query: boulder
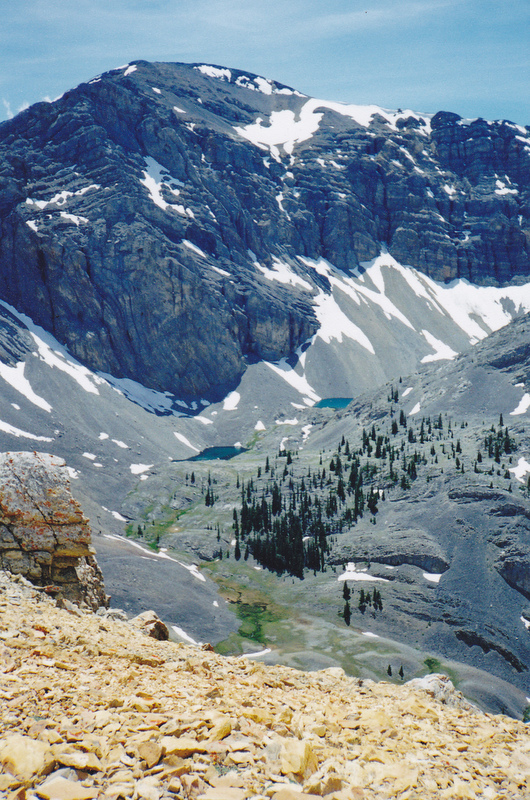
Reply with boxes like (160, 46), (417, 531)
(406, 673), (480, 712)
(0, 451), (107, 610)
(129, 609), (169, 640)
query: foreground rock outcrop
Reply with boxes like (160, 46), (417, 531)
(1, 570), (529, 800)
(0, 451), (107, 610)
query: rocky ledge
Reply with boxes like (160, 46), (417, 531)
(0, 451), (107, 610)
(1, 570), (529, 800)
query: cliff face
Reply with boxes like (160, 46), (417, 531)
(0, 61), (528, 399)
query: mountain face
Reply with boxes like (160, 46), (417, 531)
(0, 61), (529, 400)
(2, 61), (530, 715)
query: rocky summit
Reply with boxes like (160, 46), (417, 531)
(0, 61), (529, 400)
(1, 569), (530, 800)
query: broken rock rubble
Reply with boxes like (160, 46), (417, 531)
(1, 570), (529, 800)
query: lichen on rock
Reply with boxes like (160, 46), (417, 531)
(0, 451), (107, 610)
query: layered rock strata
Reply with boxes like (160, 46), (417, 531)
(0, 451), (107, 610)
(0, 61), (528, 398)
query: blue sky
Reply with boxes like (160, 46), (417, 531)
(1, 0), (529, 125)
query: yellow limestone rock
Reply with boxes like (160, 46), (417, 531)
(208, 718), (233, 742)
(279, 739), (317, 778)
(357, 709), (395, 733)
(1, 570), (530, 800)
(137, 740), (163, 768)
(133, 776), (161, 800)
(161, 736), (208, 757)
(181, 773), (210, 798)
(34, 775), (98, 800)
(52, 746), (103, 771)
(271, 789), (316, 800)
(0, 734), (54, 781)
(198, 787), (249, 800)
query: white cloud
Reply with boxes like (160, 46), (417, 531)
(2, 99), (13, 119)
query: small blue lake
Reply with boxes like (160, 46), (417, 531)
(314, 398), (353, 409)
(189, 446), (247, 461)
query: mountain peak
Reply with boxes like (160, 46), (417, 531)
(0, 59), (529, 402)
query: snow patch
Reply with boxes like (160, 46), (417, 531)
(509, 457), (530, 483)
(235, 98), (431, 158)
(420, 330), (458, 363)
(234, 74), (303, 96)
(101, 373), (179, 414)
(0, 301), (103, 396)
(255, 420), (266, 431)
(266, 359), (320, 404)
(338, 563), (389, 583)
(238, 648), (272, 658)
(172, 625), (200, 645)
(255, 257), (312, 291)
(495, 179), (517, 196)
(510, 393), (530, 416)
(0, 419), (53, 442)
(357, 250), (530, 344)
(59, 212), (88, 225)
(130, 464), (153, 475)
(183, 240), (207, 258)
(223, 391), (240, 411)
(423, 573), (443, 583)
(25, 184), (100, 211)
(173, 431), (200, 452)
(0, 361), (52, 412)
(211, 265), (231, 277)
(194, 65), (231, 81)
(313, 290), (375, 352)
(301, 254), (415, 333)
(409, 402), (421, 416)
(301, 424), (312, 441)
(140, 157), (187, 215)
